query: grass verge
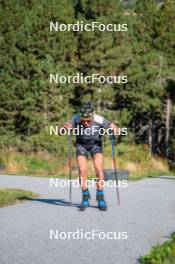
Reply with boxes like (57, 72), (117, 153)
(0, 188), (38, 207)
(0, 144), (174, 179)
(139, 233), (175, 264)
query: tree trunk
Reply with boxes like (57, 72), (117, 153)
(148, 113), (156, 156)
(148, 116), (152, 155)
(165, 98), (171, 158)
(152, 112), (156, 155)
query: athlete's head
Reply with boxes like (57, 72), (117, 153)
(80, 101), (94, 126)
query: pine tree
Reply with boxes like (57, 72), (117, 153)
(73, 0), (128, 117)
(0, 0), (77, 140)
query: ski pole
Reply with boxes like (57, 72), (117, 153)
(110, 135), (120, 206)
(68, 131), (72, 205)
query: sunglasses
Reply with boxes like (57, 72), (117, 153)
(81, 117), (92, 122)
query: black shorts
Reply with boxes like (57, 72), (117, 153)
(76, 142), (103, 158)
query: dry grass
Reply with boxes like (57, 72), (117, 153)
(0, 145), (171, 179)
(117, 157), (168, 178)
(0, 149), (27, 174)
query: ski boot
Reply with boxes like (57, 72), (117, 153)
(96, 189), (107, 211)
(80, 189), (90, 211)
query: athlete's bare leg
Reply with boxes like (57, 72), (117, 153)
(92, 153), (105, 190)
(76, 155), (88, 190)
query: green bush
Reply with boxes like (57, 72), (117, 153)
(140, 233), (175, 264)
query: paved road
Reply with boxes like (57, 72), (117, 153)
(0, 175), (175, 264)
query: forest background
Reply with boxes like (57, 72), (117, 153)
(0, 0), (175, 178)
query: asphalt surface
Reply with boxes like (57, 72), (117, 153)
(0, 175), (175, 264)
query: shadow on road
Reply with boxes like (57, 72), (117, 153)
(29, 198), (98, 209)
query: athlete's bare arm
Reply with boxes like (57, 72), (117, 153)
(109, 122), (119, 135)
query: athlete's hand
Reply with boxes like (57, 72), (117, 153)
(109, 122), (119, 135)
(63, 122), (72, 130)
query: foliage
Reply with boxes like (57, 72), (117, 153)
(139, 233), (175, 264)
(0, 0), (174, 159)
